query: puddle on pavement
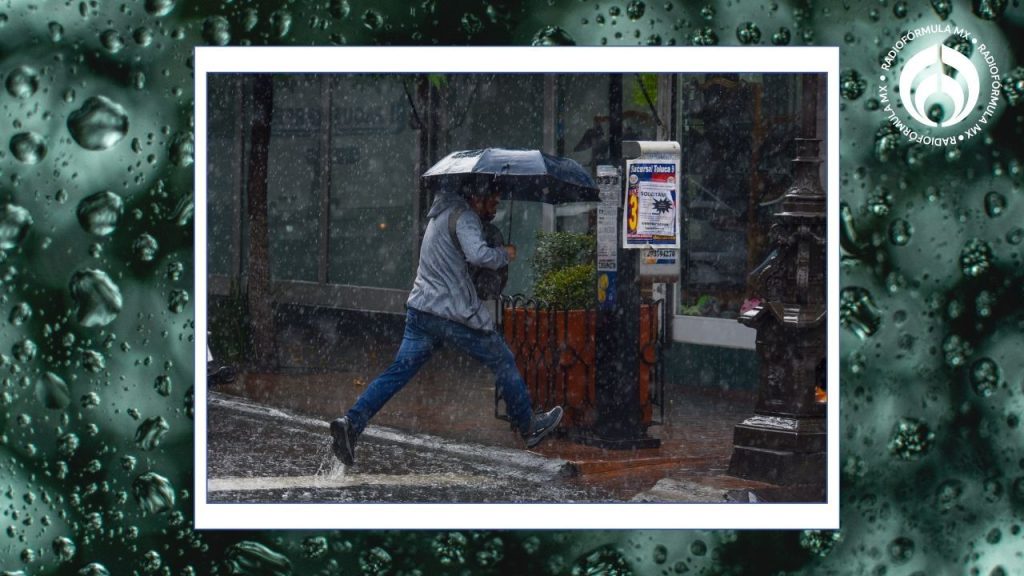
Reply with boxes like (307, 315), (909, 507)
(208, 472), (493, 492)
(202, 437), (498, 494)
(314, 438), (347, 480)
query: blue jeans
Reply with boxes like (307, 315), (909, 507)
(345, 307), (534, 435)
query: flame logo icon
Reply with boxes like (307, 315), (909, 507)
(899, 42), (980, 128)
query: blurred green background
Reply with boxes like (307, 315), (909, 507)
(1, 0), (1022, 574)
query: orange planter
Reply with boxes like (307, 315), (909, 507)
(501, 305), (656, 431)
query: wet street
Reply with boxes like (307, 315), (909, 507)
(207, 393), (613, 503)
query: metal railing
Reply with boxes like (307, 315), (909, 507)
(493, 295), (666, 431)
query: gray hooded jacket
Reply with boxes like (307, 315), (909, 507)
(406, 193), (510, 332)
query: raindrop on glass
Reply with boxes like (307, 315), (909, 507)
(571, 545), (631, 575)
(867, 186), (892, 215)
(202, 16), (231, 46)
(37, 371), (71, 410)
(931, 0), (953, 19)
(874, 124), (900, 163)
(13, 338), (37, 363)
(67, 96), (130, 151)
(241, 8), (259, 32)
(135, 416), (170, 450)
(10, 132), (47, 164)
(58, 433), (80, 458)
(799, 530), (841, 557)
(170, 132), (194, 167)
(973, 0), (1007, 20)
(970, 357), (1000, 397)
(691, 27), (718, 46)
(984, 191), (1006, 217)
(154, 374), (172, 397)
(840, 287), (881, 339)
(5, 65), (40, 98)
(476, 537), (505, 567)
(145, 0), (176, 17)
(960, 238), (993, 277)
(49, 21), (64, 42)
(888, 218), (913, 246)
(52, 536), (76, 562)
(653, 544), (668, 564)
(270, 10), (292, 38)
(0, 204), (32, 250)
(461, 13), (483, 35)
(362, 9), (384, 31)
(77, 191), (124, 236)
(942, 334), (973, 368)
(1002, 67), (1024, 106)
(532, 26), (577, 46)
(771, 27), (791, 45)
(81, 389), (100, 407)
(8, 302), (31, 325)
(330, 0), (351, 20)
(302, 536), (328, 559)
(132, 233), (159, 262)
(134, 26), (154, 46)
(82, 349), (105, 373)
(736, 22), (760, 45)
(840, 69), (866, 100)
(432, 532), (467, 565)
(700, 5), (715, 20)
(975, 290), (995, 317)
(359, 547), (393, 575)
(888, 536), (914, 564)
(69, 269), (123, 327)
(168, 289), (189, 314)
(133, 472), (176, 514)
(1006, 228), (1023, 245)
(225, 541), (292, 575)
(936, 479), (963, 511)
(626, 1), (646, 20)
(100, 29), (125, 53)
(888, 417), (934, 459)
(79, 561), (110, 573)
(166, 260), (185, 281)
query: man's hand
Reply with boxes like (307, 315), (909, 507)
(504, 245), (517, 261)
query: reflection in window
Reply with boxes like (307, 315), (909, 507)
(679, 73), (802, 318)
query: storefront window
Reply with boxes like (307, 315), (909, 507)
(207, 74), (241, 277)
(447, 74), (545, 296)
(328, 74), (417, 289)
(677, 73), (804, 318)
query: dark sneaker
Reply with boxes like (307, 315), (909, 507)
(522, 406), (563, 449)
(330, 417), (358, 466)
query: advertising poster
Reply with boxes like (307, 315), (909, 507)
(596, 165), (619, 309)
(623, 158), (681, 249)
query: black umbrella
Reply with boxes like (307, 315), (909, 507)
(422, 148), (599, 243)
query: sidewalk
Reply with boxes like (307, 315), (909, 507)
(209, 343), (819, 502)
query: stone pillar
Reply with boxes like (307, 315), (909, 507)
(727, 138), (827, 487)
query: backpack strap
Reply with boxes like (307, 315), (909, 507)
(447, 205), (469, 260)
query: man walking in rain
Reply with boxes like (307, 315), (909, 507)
(330, 181), (563, 466)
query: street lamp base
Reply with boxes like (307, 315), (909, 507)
(727, 415), (826, 486)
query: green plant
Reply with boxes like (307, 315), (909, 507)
(531, 232), (596, 309)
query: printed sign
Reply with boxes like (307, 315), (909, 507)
(639, 247), (679, 280)
(596, 165), (620, 273)
(623, 157), (680, 249)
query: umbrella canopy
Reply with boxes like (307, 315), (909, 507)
(422, 148), (599, 204)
